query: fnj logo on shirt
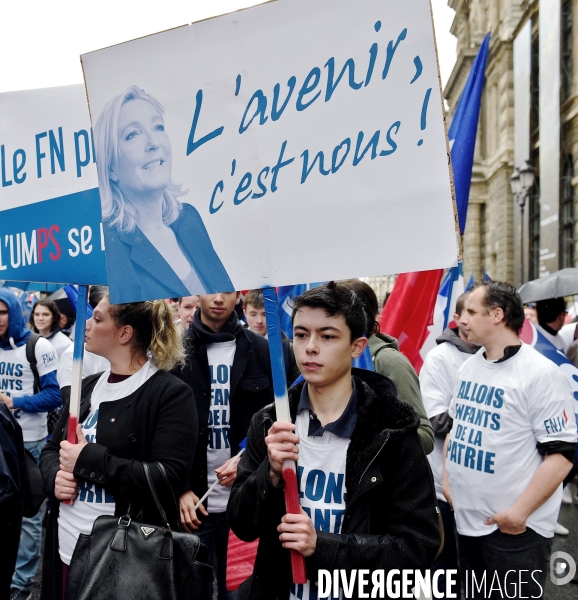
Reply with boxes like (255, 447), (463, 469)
(544, 410), (569, 435)
(207, 363), (231, 450)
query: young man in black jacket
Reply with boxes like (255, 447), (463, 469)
(173, 291), (274, 600)
(228, 282), (441, 600)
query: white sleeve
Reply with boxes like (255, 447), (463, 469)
(419, 346), (453, 418)
(57, 345), (74, 388)
(34, 337), (58, 376)
(528, 366), (577, 445)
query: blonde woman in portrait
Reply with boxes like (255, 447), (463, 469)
(94, 86), (233, 303)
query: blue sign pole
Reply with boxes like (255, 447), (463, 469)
(63, 284), (89, 504)
(262, 287), (306, 584)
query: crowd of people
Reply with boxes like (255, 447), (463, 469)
(0, 278), (576, 600)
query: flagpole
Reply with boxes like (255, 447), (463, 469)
(63, 284), (89, 505)
(262, 287), (307, 584)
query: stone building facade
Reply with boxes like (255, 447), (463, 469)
(445, 0), (578, 287)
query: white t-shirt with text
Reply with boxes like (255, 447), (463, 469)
(290, 409), (349, 600)
(205, 340), (236, 513)
(1, 337), (58, 441)
(58, 361), (158, 564)
(447, 343), (577, 538)
(420, 341), (475, 501)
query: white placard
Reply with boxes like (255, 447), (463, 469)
(0, 85), (107, 284)
(81, 0), (457, 303)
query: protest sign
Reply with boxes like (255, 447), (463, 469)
(81, 0), (458, 304)
(0, 85), (107, 284)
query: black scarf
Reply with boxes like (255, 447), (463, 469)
(190, 309), (246, 345)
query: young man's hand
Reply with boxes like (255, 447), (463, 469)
(265, 421), (299, 485)
(215, 457), (239, 487)
(180, 490), (208, 532)
(278, 508), (316, 557)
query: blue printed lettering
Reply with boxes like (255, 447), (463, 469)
(323, 472), (344, 504)
(493, 388), (504, 409)
(74, 129), (91, 178)
(296, 67), (321, 111)
(305, 470), (326, 502)
(49, 127), (65, 174)
(217, 365), (228, 384)
(271, 77), (297, 121)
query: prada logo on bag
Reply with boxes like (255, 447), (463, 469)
(141, 526), (156, 539)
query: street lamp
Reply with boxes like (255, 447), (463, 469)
(510, 160), (536, 283)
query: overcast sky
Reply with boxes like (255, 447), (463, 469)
(0, 0), (457, 94)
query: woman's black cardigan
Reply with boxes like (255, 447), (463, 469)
(39, 370), (198, 600)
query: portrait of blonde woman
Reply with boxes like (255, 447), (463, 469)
(94, 85), (233, 303)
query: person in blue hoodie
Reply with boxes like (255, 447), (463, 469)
(0, 288), (61, 600)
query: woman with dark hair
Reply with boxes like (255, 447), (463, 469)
(29, 300), (71, 358)
(39, 297), (198, 599)
(339, 279), (434, 453)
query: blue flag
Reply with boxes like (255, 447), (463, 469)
(449, 33), (490, 234)
(465, 273), (475, 292)
(441, 263), (464, 330)
(277, 283), (325, 339)
(1, 281), (63, 293)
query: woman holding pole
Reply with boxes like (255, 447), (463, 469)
(39, 296), (198, 599)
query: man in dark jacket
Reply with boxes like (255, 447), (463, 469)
(228, 282), (441, 600)
(0, 288), (61, 600)
(173, 291), (274, 600)
(0, 403), (25, 600)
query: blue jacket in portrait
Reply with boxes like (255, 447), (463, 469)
(103, 203), (234, 303)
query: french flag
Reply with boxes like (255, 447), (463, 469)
(380, 35), (490, 373)
(419, 263), (465, 365)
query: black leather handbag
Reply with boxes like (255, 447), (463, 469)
(64, 463), (212, 600)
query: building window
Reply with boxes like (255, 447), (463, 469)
(560, 154), (575, 268)
(562, 0), (573, 101)
(529, 150), (541, 280)
(530, 32), (539, 140)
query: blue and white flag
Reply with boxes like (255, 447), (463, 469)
(277, 283), (325, 340)
(521, 322), (578, 426)
(449, 33), (490, 234)
(419, 264), (465, 362)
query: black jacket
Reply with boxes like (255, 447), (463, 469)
(39, 370), (198, 600)
(228, 369), (441, 600)
(173, 311), (274, 501)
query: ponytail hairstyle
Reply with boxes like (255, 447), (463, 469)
(107, 297), (185, 370)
